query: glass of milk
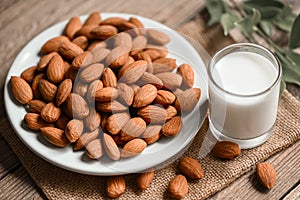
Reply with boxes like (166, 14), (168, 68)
(208, 43), (282, 149)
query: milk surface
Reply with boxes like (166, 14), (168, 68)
(209, 52), (280, 139)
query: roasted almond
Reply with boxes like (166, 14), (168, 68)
(117, 83), (134, 106)
(120, 117), (147, 139)
(137, 169), (154, 191)
(31, 73), (45, 99)
(256, 162), (277, 189)
(86, 80), (103, 102)
(95, 87), (119, 102)
(65, 119), (84, 143)
(137, 105), (167, 124)
(121, 138), (147, 158)
(162, 116), (182, 137)
(90, 47), (110, 63)
(73, 128), (99, 151)
(86, 139), (103, 159)
(10, 76), (33, 104)
(142, 125), (162, 145)
(166, 105), (177, 120)
(168, 175), (188, 199)
(37, 52), (59, 71)
(21, 66), (37, 83)
(41, 102), (61, 123)
(80, 63), (104, 83)
(96, 100), (127, 113)
(72, 51), (93, 70)
(174, 88), (201, 113)
(102, 68), (117, 88)
(24, 113), (54, 130)
(47, 54), (65, 83)
(106, 46), (129, 69)
(73, 81), (88, 97)
(66, 93), (89, 119)
(119, 60), (148, 84)
(155, 72), (182, 90)
(84, 11), (101, 26)
(154, 90), (176, 106)
(90, 25), (118, 40)
(72, 35), (89, 50)
(152, 57), (177, 74)
(106, 176), (126, 198)
(129, 17), (144, 28)
(101, 17), (127, 26)
(133, 84), (157, 108)
(87, 41), (107, 51)
(103, 133), (121, 160)
(40, 127), (70, 147)
(131, 35), (147, 54)
(106, 112), (131, 135)
(137, 72), (163, 89)
(56, 78), (72, 106)
(75, 24), (97, 39)
(56, 114), (70, 130)
(59, 41), (84, 60)
(177, 63), (194, 88)
(147, 29), (170, 45)
(211, 141), (241, 160)
(179, 157), (204, 179)
(39, 79), (57, 102)
(65, 16), (82, 40)
(114, 32), (132, 49)
(84, 109), (101, 131)
(28, 99), (46, 113)
(41, 36), (69, 53)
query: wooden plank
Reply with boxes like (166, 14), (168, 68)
(284, 184), (300, 200)
(209, 139), (300, 199)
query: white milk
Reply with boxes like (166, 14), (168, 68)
(209, 51), (280, 141)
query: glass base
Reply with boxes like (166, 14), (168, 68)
(209, 120), (273, 149)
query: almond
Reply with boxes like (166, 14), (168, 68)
(37, 52), (59, 71)
(65, 119), (84, 142)
(39, 79), (57, 102)
(121, 138), (147, 158)
(105, 46), (129, 69)
(90, 25), (118, 40)
(90, 47), (110, 63)
(86, 139), (103, 159)
(256, 162), (277, 189)
(154, 90), (176, 106)
(211, 141), (241, 160)
(155, 72), (182, 90)
(66, 93), (89, 119)
(87, 41), (107, 51)
(65, 16), (82, 40)
(106, 176), (126, 198)
(86, 80), (103, 102)
(114, 32), (132, 50)
(119, 60), (148, 84)
(75, 24), (97, 39)
(129, 17), (144, 28)
(59, 41), (84, 60)
(64, 67), (78, 82)
(166, 105), (177, 120)
(28, 99), (46, 113)
(47, 54), (65, 83)
(73, 128), (99, 151)
(41, 102), (61, 123)
(72, 36), (89, 50)
(138, 105), (167, 124)
(21, 66), (37, 83)
(162, 116), (182, 137)
(174, 88), (201, 113)
(147, 29), (170, 45)
(142, 125), (162, 145)
(102, 68), (117, 88)
(56, 114), (70, 130)
(31, 73), (45, 99)
(96, 100), (127, 113)
(133, 84), (157, 108)
(177, 64), (194, 88)
(80, 63), (104, 83)
(131, 35), (147, 54)
(117, 83), (134, 106)
(10, 76), (33, 104)
(145, 44), (168, 59)
(73, 81), (88, 97)
(103, 133), (120, 160)
(137, 169), (154, 190)
(24, 113), (54, 130)
(152, 58), (177, 74)
(137, 72), (163, 89)
(106, 112), (131, 135)
(95, 87), (119, 102)
(179, 157), (204, 179)
(56, 78), (72, 106)
(40, 127), (70, 147)
(41, 36), (69, 53)
(120, 117), (146, 140)
(84, 11), (101, 26)
(72, 51), (93, 70)
(84, 109), (101, 131)
(118, 21), (137, 32)
(100, 113), (109, 133)
(168, 175), (188, 199)
(101, 17), (127, 26)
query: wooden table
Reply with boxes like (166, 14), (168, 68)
(0, 0), (299, 199)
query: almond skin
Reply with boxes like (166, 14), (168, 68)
(137, 72), (163, 89)
(133, 84), (157, 108)
(73, 129), (99, 151)
(106, 176), (126, 198)
(162, 116), (182, 137)
(102, 68), (117, 88)
(38, 52), (59, 71)
(106, 112), (131, 135)
(47, 54), (65, 84)
(211, 141), (241, 160)
(138, 105), (167, 124)
(75, 24), (97, 39)
(56, 114), (70, 130)
(101, 17), (127, 26)
(120, 117), (147, 140)
(147, 29), (170, 45)
(256, 162), (277, 189)
(152, 57), (177, 74)
(177, 63), (194, 88)
(41, 36), (69, 53)
(117, 83), (134, 106)
(119, 60), (148, 84)
(10, 76), (33, 104)
(83, 109), (101, 132)
(28, 99), (46, 113)
(21, 66), (37, 83)
(31, 73), (45, 99)
(39, 79), (57, 102)
(41, 102), (61, 123)
(96, 100), (127, 113)
(137, 169), (154, 190)
(95, 87), (119, 102)
(114, 32), (132, 50)
(155, 72), (182, 90)
(179, 157), (204, 179)
(66, 93), (89, 119)
(40, 127), (70, 147)
(105, 46), (129, 69)
(168, 175), (188, 199)
(80, 63), (104, 83)
(142, 125), (162, 145)
(103, 133), (121, 161)
(90, 25), (118, 40)
(91, 47), (110, 63)
(174, 88), (201, 113)
(72, 35), (89, 50)
(121, 138), (147, 158)
(65, 119), (84, 143)
(24, 113), (54, 130)
(86, 139), (103, 159)
(84, 11), (101, 26)
(72, 51), (93, 70)
(59, 41), (84, 60)
(86, 80), (103, 102)
(65, 16), (82, 40)
(154, 90), (176, 106)
(56, 79), (72, 106)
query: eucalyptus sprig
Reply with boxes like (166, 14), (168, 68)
(206, 0), (300, 94)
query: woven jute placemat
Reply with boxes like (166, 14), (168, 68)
(1, 17), (300, 200)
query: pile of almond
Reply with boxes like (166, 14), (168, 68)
(10, 12), (201, 161)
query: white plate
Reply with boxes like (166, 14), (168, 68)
(4, 13), (208, 175)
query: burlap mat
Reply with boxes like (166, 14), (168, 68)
(1, 17), (300, 200)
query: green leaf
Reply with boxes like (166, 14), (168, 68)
(244, 0), (284, 8)
(235, 8), (261, 38)
(289, 14), (300, 49)
(272, 5), (296, 32)
(206, 0), (226, 26)
(220, 13), (240, 35)
(259, 20), (273, 36)
(279, 79), (286, 98)
(286, 50), (300, 68)
(277, 52), (300, 86)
